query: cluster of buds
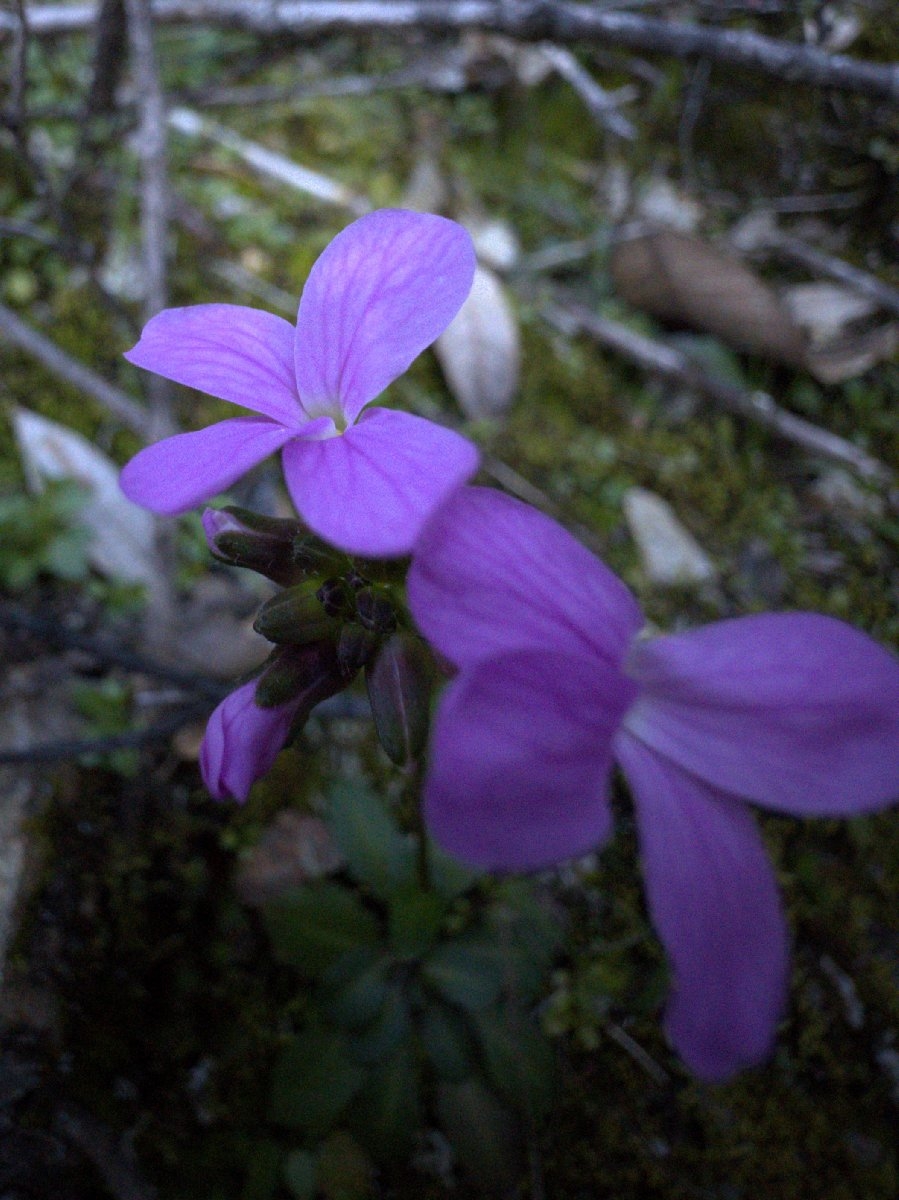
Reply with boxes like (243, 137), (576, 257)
(203, 507), (433, 765)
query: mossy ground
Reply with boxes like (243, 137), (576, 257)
(2, 13), (898, 1199)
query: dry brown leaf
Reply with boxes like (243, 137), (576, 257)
(805, 323), (898, 385)
(611, 228), (808, 368)
(435, 264), (520, 420)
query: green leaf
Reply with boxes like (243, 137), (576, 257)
(422, 937), (505, 1012)
(435, 1077), (523, 1192)
(241, 1138), (282, 1200)
(428, 840), (482, 901)
(387, 884), (445, 959)
(321, 948), (391, 1029)
(326, 782), (414, 900)
(270, 1026), (365, 1139)
(474, 1008), (556, 1122)
(419, 1002), (476, 1083)
(263, 882), (381, 974)
(349, 983), (410, 1065)
(316, 1132), (373, 1200)
(283, 1150), (317, 1199)
(347, 1044), (421, 1162)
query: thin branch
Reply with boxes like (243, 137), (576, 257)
(167, 106), (371, 214)
(0, 302), (152, 437)
(0, 703), (213, 765)
(542, 297), (895, 488)
(537, 43), (636, 140)
(0, 601), (227, 699)
(124, 0), (176, 442)
(760, 231), (899, 321)
(4, 2), (898, 101)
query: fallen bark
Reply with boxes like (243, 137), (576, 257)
(2, 2), (897, 101)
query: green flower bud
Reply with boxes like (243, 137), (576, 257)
(336, 622), (379, 676)
(254, 641), (345, 713)
(355, 586), (397, 635)
(254, 579), (338, 645)
(365, 631), (434, 765)
(202, 507), (303, 586)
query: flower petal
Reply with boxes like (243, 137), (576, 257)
(200, 680), (302, 802)
(425, 649), (632, 871)
(120, 417), (294, 514)
(294, 210), (475, 423)
(615, 730), (789, 1081)
(408, 486), (643, 670)
(623, 613), (899, 815)
(125, 304), (302, 426)
(281, 408), (478, 557)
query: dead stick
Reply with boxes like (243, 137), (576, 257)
(3, 2), (898, 102)
(762, 231), (899, 320)
(0, 302), (151, 437)
(125, 0), (176, 442)
(542, 300), (894, 487)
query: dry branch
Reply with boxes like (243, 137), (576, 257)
(542, 298), (895, 488)
(3, 2), (898, 101)
(0, 302), (151, 437)
(125, 0), (176, 442)
(761, 232), (899, 321)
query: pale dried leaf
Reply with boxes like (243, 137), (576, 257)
(468, 217), (521, 272)
(435, 265), (520, 420)
(13, 407), (159, 587)
(623, 486), (716, 587)
(611, 229), (808, 368)
(636, 180), (703, 233)
(805, 322), (898, 385)
(781, 282), (878, 346)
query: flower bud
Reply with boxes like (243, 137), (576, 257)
(254, 641), (346, 712)
(202, 506), (303, 586)
(336, 622), (379, 676)
(254, 579), (338, 645)
(365, 631), (433, 765)
(355, 586), (397, 635)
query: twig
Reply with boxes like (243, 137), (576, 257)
(4, 2), (898, 100)
(0, 703), (213, 764)
(125, 0), (176, 443)
(0, 302), (151, 437)
(537, 43), (636, 140)
(760, 230), (899, 320)
(0, 601), (226, 700)
(167, 107), (371, 215)
(541, 298), (895, 487)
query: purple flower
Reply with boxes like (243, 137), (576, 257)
(120, 210), (479, 557)
(200, 680), (304, 802)
(407, 487), (899, 1080)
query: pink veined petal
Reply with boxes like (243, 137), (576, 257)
(200, 680), (302, 802)
(615, 730), (789, 1082)
(281, 407), (479, 557)
(120, 417), (295, 514)
(294, 210), (476, 424)
(424, 649), (636, 871)
(623, 613), (899, 816)
(408, 486), (644, 670)
(124, 304), (303, 426)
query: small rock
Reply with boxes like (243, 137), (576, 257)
(235, 811), (344, 907)
(623, 487), (716, 586)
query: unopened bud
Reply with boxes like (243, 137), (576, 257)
(254, 641), (345, 714)
(355, 586), (397, 635)
(336, 622), (379, 676)
(292, 534), (344, 575)
(254, 579), (337, 645)
(365, 631), (433, 765)
(202, 507), (303, 586)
